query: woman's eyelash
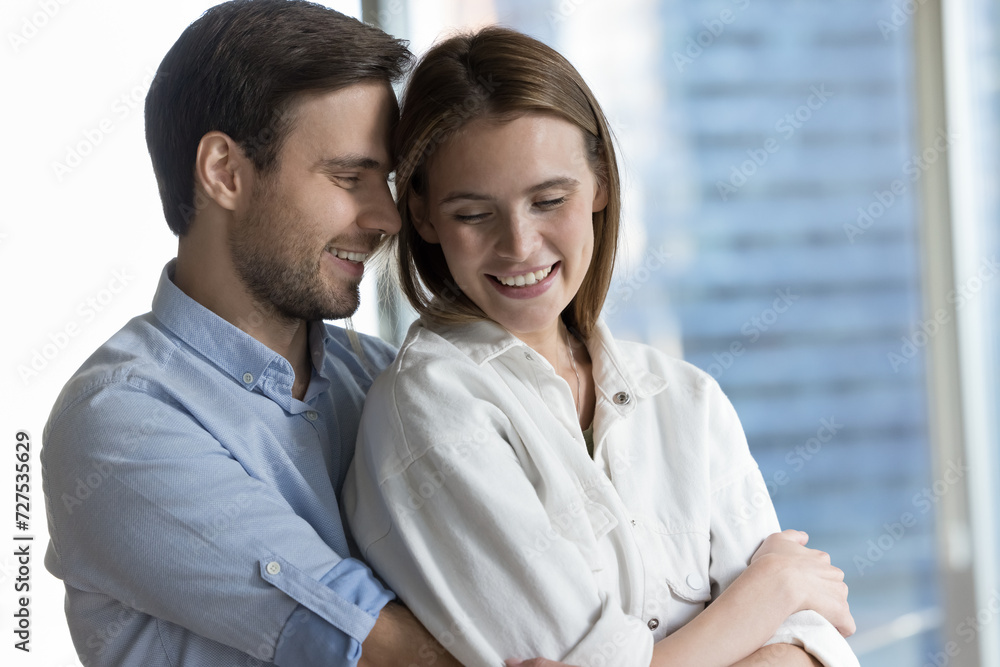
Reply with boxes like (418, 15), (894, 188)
(455, 212), (489, 222)
(451, 197), (566, 221)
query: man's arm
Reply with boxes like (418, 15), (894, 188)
(43, 382), (390, 666)
(361, 602), (461, 667)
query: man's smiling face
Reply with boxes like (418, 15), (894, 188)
(229, 81), (401, 322)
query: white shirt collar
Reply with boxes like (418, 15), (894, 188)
(416, 316), (668, 409)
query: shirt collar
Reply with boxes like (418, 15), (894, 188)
(420, 317), (527, 366)
(304, 320), (332, 401)
(151, 260), (329, 400)
(587, 319), (667, 410)
(419, 316), (667, 409)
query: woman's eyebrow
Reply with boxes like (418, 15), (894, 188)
(526, 177), (580, 194)
(439, 177), (581, 205)
(439, 191), (493, 205)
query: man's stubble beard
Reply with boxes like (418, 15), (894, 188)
(228, 178), (363, 324)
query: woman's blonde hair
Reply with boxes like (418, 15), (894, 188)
(392, 26), (621, 336)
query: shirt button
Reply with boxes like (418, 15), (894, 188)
(266, 561), (281, 575)
(243, 372), (254, 384)
(305, 411), (318, 421)
(647, 618), (659, 631)
(687, 573), (705, 590)
(524, 352), (533, 360)
(613, 391), (630, 405)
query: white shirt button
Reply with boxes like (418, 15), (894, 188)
(305, 411), (319, 421)
(266, 561), (281, 575)
(613, 391), (630, 405)
(243, 372), (254, 384)
(686, 573), (705, 590)
(647, 617), (659, 630)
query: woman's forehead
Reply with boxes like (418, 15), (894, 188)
(425, 114), (595, 190)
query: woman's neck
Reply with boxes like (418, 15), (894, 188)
(510, 320), (564, 370)
(511, 320), (595, 429)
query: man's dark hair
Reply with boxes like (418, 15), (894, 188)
(145, 0), (411, 236)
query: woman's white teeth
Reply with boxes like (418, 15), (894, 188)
(331, 248), (368, 263)
(497, 266), (552, 287)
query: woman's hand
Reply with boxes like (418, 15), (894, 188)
(749, 529), (856, 637)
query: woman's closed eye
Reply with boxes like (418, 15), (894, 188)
(453, 210), (491, 223)
(446, 194), (568, 222)
(534, 196), (567, 211)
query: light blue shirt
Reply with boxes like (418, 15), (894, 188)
(42, 261), (396, 666)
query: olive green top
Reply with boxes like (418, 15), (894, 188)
(582, 424), (594, 459)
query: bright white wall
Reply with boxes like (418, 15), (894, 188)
(0, 2), (361, 665)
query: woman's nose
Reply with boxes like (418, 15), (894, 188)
(494, 212), (535, 261)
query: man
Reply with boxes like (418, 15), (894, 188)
(42, 2), (459, 665)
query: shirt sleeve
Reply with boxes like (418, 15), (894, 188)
(274, 559), (394, 666)
(344, 371), (654, 667)
(704, 381), (860, 667)
(42, 379), (392, 666)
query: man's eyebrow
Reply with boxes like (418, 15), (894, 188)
(439, 177), (581, 205)
(316, 154), (384, 172)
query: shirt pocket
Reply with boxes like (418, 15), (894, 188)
(634, 527), (712, 635)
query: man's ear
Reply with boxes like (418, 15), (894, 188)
(408, 190), (439, 243)
(194, 131), (248, 212)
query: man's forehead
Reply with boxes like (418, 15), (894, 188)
(281, 83), (395, 166)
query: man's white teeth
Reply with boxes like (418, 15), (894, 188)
(330, 248), (368, 263)
(497, 265), (553, 287)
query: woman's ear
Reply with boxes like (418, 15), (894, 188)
(408, 189), (440, 243)
(592, 179), (609, 213)
(194, 131), (248, 212)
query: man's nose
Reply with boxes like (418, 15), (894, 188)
(357, 178), (401, 236)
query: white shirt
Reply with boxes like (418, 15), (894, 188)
(345, 317), (859, 667)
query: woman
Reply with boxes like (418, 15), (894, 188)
(345, 27), (858, 667)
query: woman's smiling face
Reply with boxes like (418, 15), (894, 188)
(412, 113), (608, 343)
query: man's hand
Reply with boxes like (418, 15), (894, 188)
(360, 602), (462, 667)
